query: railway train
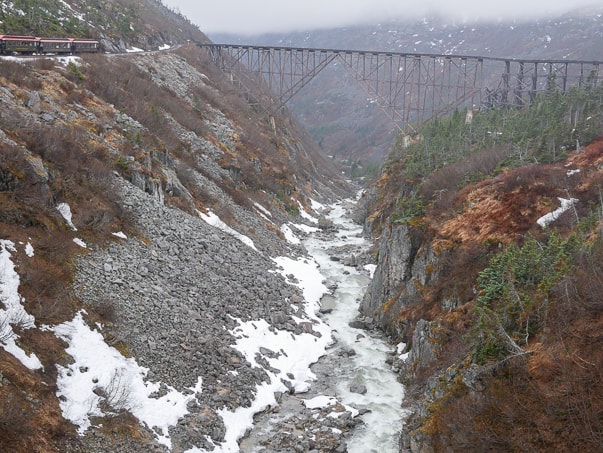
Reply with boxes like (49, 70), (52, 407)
(0, 35), (99, 55)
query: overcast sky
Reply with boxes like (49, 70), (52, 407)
(162, 0), (600, 35)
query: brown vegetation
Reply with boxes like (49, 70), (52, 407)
(393, 138), (603, 451)
(0, 56), (140, 453)
(0, 352), (75, 453)
(0, 59), (44, 91)
(421, 238), (603, 451)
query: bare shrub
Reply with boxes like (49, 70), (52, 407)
(421, 146), (509, 201)
(0, 308), (35, 344)
(20, 232), (78, 325)
(65, 86), (92, 105)
(497, 164), (544, 193)
(0, 313), (15, 344)
(0, 59), (42, 90)
(31, 58), (56, 71)
(0, 389), (36, 450)
(96, 368), (136, 414)
(105, 368), (133, 411)
(0, 59), (25, 80)
(92, 299), (117, 324)
(433, 241), (488, 308)
(83, 146), (115, 191)
(19, 123), (86, 173)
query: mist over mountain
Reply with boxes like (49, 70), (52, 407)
(211, 7), (603, 167)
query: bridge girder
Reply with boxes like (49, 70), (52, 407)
(201, 44), (602, 133)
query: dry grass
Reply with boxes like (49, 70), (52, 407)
(435, 163), (576, 244)
(0, 59), (43, 90)
(0, 58), (144, 452)
(0, 352), (75, 453)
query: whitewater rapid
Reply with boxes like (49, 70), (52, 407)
(238, 196), (408, 451)
(304, 199), (408, 452)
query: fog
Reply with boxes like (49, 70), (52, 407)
(163, 0), (600, 35)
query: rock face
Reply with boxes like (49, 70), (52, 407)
(397, 320), (440, 383)
(356, 219), (449, 453)
(360, 223), (438, 338)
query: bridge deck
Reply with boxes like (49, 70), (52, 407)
(200, 43), (603, 131)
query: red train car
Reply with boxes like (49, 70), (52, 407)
(72, 39), (99, 53)
(39, 38), (72, 54)
(0, 35), (99, 55)
(0, 35), (39, 54)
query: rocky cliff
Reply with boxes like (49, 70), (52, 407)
(358, 105), (603, 450)
(360, 223), (431, 333)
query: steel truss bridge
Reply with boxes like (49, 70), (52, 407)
(200, 43), (603, 132)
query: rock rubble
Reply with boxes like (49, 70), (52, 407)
(73, 176), (311, 451)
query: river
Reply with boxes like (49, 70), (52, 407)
(240, 196), (408, 452)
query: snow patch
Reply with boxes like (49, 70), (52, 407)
(73, 238), (87, 248)
(280, 224), (301, 244)
(310, 198), (325, 212)
(303, 395), (337, 410)
(254, 202), (272, 218)
(53, 312), (202, 449)
(57, 202), (77, 231)
(537, 197), (578, 228)
(197, 209), (257, 251)
(297, 201), (318, 224)
(291, 223), (319, 234)
(0, 240), (42, 370)
(364, 264), (377, 278)
(272, 255), (329, 319)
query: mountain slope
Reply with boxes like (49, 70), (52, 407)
(0, 0), (211, 51)
(0, 1), (353, 452)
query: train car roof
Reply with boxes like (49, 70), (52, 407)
(0, 35), (39, 40)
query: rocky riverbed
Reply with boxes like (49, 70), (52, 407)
(239, 198), (408, 453)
